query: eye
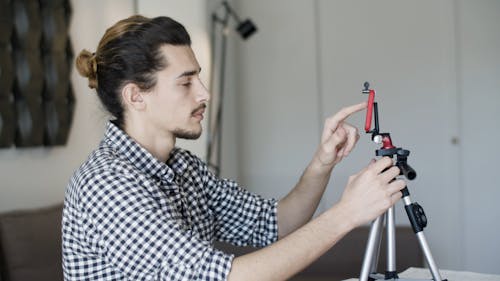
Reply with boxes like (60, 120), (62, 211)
(182, 82), (192, 87)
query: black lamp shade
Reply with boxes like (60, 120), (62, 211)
(236, 19), (257, 40)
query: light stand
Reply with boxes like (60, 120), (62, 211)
(358, 82), (447, 281)
(206, 1), (257, 176)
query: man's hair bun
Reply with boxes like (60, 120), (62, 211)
(75, 49), (98, 89)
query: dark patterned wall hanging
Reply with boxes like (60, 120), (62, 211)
(0, 0), (75, 148)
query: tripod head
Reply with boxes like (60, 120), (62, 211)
(362, 82), (416, 181)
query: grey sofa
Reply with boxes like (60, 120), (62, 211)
(0, 204), (422, 281)
(0, 204), (63, 281)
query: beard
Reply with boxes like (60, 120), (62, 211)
(173, 127), (202, 140)
(173, 104), (206, 140)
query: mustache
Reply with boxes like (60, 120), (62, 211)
(191, 104), (207, 115)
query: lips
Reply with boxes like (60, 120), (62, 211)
(193, 108), (205, 116)
(192, 104), (206, 119)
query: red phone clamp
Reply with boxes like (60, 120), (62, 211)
(362, 82), (396, 151)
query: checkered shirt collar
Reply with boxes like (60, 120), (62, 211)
(103, 121), (189, 184)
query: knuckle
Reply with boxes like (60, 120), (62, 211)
(385, 189), (393, 198)
(395, 179), (405, 187)
(391, 166), (401, 176)
(384, 156), (393, 164)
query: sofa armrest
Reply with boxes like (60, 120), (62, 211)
(0, 204), (63, 281)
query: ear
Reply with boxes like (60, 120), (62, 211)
(121, 83), (146, 111)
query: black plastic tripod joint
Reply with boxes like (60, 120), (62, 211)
(375, 147), (417, 182)
(405, 202), (428, 233)
(396, 149), (417, 181)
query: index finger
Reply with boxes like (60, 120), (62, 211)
(370, 157), (394, 174)
(330, 102), (367, 127)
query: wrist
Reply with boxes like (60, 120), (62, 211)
(299, 158), (333, 187)
(310, 153), (336, 175)
(323, 202), (357, 236)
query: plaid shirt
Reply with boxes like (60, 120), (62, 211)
(62, 121), (278, 280)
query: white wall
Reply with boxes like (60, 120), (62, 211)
(233, 0), (500, 275)
(234, 0), (322, 200)
(0, 0), (136, 212)
(458, 0), (500, 273)
(317, 0), (462, 271)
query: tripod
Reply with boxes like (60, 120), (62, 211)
(358, 82), (447, 281)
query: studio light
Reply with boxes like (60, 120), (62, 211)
(237, 19), (257, 40)
(206, 1), (257, 176)
(216, 1), (257, 40)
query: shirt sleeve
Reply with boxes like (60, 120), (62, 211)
(80, 170), (234, 281)
(202, 165), (279, 247)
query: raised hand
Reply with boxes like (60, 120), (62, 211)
(314, 102), (367, 169)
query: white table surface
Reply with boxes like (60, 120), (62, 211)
(343, 267), (500, 281)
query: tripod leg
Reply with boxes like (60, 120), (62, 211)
(386, 206), (399, 279)
(402, 194), (444, 281)
(416, 232), (443, 281)
(369, 214), (385, 274)
(360, 214), (385, 281)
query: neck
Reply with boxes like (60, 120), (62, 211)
(123, 119), (175, 163)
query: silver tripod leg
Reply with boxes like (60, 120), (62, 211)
(359, 214), (385, 281)
(358, 198), (446, 281)
(387, 206), (397, 275)
(403, 196), (443, 281)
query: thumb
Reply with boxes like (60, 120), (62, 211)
(327, 126), (347, 149)
(353, 158), (377, 177)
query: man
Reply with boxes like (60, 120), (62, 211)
(63, 15), (405, 280)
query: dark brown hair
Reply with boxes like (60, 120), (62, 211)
(75, 15), (191, 126)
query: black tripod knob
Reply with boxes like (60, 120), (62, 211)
(406, 202), (428, 233)
(412, 203), (427, 229)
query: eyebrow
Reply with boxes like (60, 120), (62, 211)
(176, 68), (202, 79)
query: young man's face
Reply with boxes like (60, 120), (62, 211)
(144, 44), (209, 140)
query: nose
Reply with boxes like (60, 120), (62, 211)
(196, 79), (210, 102)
